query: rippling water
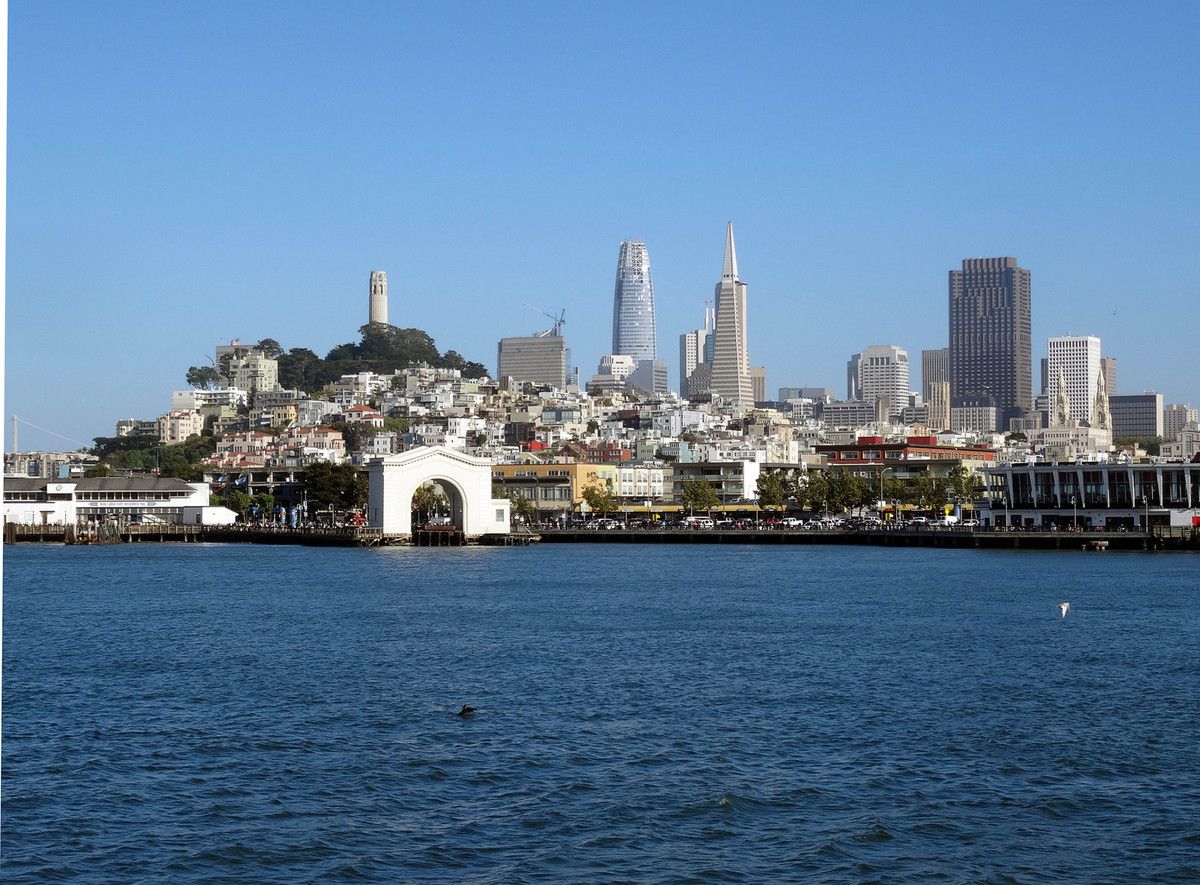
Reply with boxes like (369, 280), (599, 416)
(4, 543), (1199, 882)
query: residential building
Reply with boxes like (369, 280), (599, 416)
(497, 334), (568, 390)
(949, 257), (1033, 428)
(369, 270), (388, 325)
(4, 450), (100, 479)
(1164, 403), (1198, 440)
(226, 349), (279, 396)
(171, 388), (249, 411)
(1047, 335), (1101, 424)
(627, 359), (669, 397)
(822, 400), (880, 428)
(115, 419), (158, 438)
(611, 240), (656, 362)
(156, 410), (205, 444)
(1110, 393), (1164, 439)
(670, 459), (761, 505)
(709, 222), (752, 409)
(921, 347), (949, 402)
(779, 387), (835, 402)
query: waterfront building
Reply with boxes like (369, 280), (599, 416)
(2, 476), (225, 526)
(949, 257), (1033, 428)
(491, 461), (620, 521)
(815, 435), (998, 470)
(369, 270), (388, 325)
(669, 459), (762, 505)
(1047, 335), (1102, 425)
(921, 347), (949, 402)
(851, 345), (910, 417)
(709, 223), (752, 409)
(497, 333), (569, 390)
(1110, 393), (1164, 439)
(1101, 356), (1117, 395)
(611, 240), (656, 362)
(983, 459), (1200, 530)
(1164, 403), (1198, 440)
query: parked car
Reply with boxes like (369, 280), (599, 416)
(908, 516), (929, 525)
(681, 516), (715, 529)
(780, 517), (804, 528)
(961, 518), (980, 527)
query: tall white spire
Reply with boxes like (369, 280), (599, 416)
(710, 222), (752, 410)
(369, 270), (389, 325)
(721, 221), (738, 281)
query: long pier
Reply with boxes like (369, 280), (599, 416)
(3, 524), (537, 548)
(538, 526), (1198, 552)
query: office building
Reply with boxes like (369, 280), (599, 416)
(949, 257), (1033, 427)
(750, 367), (766, 404)
(709, 223), (752, 409)
(611, 240), (656, 362)
(678, 304), (712, 394)
(497, 334), (568, 390)
(1110, 393), (1164, 439)
(921, 347), (949, 402)
(851, 345), (910, 416)
(846, 352), (861, 401)
(1101, 356), (1117, 395)
(928, 380), (951, 431)
(779, 387), (834, 403)
(1047, 335), (1101, 425)
(369, 270), (388, 325)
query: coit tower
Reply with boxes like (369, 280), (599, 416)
(611, 240), (656, 362)
(369, 270), (388, 325)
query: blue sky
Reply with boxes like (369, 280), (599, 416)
(7, 1), (1199, 450)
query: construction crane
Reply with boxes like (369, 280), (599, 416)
(523, 304), (566, 337)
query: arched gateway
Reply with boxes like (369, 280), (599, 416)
(367, 446), (510, 540)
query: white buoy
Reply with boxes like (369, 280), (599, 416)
(1059, 602), (1071, 618)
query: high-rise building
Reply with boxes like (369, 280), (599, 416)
(750, 367), (766, 404)
(851, 345), (910, 417)
(1164, 403), (1198, 440)
(611, 240), (656, 362)
(678, 304), (713, 394)
(1047, 335), (1101, 425)
(369, 271), (388, 325)
(929, 380), (951, 431)
(497, 334), (568, 390)
(1100, 356), (1117, 395)
(846, 353), (862, 401)
(948, 257), (1032, 428)
(709, 223), (752, 409)
(921, 347), (949, 402)
(1110, 393), (1164, 439)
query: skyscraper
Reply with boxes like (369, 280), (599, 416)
(497, 334), (568, 390)
(1047, 335), (1101, 425)
(1101, 356), (1117, 395)
(851, 345), (910, 417)
(369, 270), (388, 325)
(710, 223), (752, 408)
(948, 257), (1032, 428)
(921, 347), (949, 402)
(678, 304), (712, 394)
(611, 240), (656, 362)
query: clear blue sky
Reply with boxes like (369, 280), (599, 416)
(7, 2), (1199, 450)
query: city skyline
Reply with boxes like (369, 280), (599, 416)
(6, 3), (1198, 449)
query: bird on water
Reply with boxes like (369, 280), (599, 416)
(456, 705), (476, 717)
(1059, 602), (1071, 618)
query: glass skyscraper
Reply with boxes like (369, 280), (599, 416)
(611, 240), (656, 362)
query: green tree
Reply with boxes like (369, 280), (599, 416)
(755, 472), (788, 508)
(84, 464), (111, 478)
(911, 471), (948, 512)
(256, 338), (284, 359)
(185, 365), (221, 389)
(680, 478), (719, 513)
(252, 492), (275, 520)
(220, 489), (253, 518)
(277, 347), (322, 392)
(582, 480), (620, 515)
(948, 463), (975, 502)
(303, 462), (367, 513)
(586, 419), (600, 436)
(411, 482), (449, 523)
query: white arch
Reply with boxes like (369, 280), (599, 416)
(367, 446), (510, 539)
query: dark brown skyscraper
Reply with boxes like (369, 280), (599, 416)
(948, 257), (1032, 429)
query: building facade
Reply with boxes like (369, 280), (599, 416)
(852, 345), (910, 416)
(1110, 393), (1164, 439)
(1047, 335), (1101, 425)
(949, 257), (1033, 428)
(921, 347), (949, 402)
(497, 335), (568, 390)
(1101, 356), (1117, 395)
(611, 240), (656, 362)
(1164, 404), (1198, 440)
(709, 223), (752, 409)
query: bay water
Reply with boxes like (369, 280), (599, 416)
(3, 544), (1198, 882)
